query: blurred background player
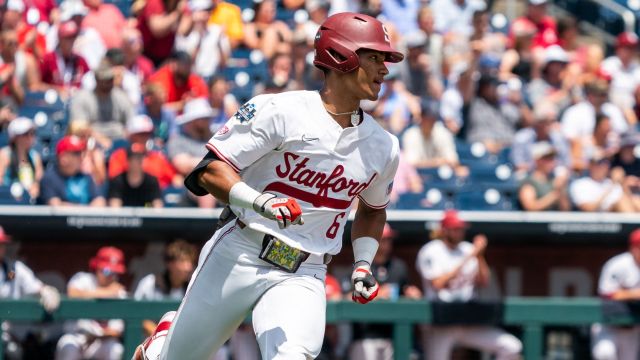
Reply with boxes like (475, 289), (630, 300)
(416, 210), (522, 359)
(592, 228), (640, 360)
(56, 246), (127, 360)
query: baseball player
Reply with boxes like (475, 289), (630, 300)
(416, 210), (522, 360)
(134, 12), (401, 360)
(592, 228), (640, 360)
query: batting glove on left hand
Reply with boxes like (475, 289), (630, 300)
(253, 193), (304, 229)
(351, 262), (379, 304)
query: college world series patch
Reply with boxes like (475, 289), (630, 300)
(235, 103), (257, 123)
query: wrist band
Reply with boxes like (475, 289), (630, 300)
(229, 182), (262, 210)
(352, 236), (378, 266)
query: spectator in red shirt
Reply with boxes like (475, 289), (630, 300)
(108, 114), (180, 189)
(2, 0), (47, 58)
(137, 0), (191, 66)
(81, 0), (127, 50)
(147, 51), (208, 112)
(122, 28), (155, 84)
(40, 21), (90, 97)
(509, 0), (558, 50)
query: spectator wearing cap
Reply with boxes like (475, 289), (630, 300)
(66, 118), (108, 186)
(108, 143), (162, 208)
(466, 73), (522, 154)
(562, 79), (629, 169)
(0, 29), (41, 105)
(136, 0), (192, 66)
(569, 150), (640, 212)
(138, 83), (177, 145)
(591, 229), (640, 360)
(48, 0), (106, 70)
(612, 133), (640, 177)
(601, 32), (640, 118)
(39, 135), (106, 206)
(40, 21), (91, 96)
(295, 0), (329, 47)
(243, 0), (292, 59)
(372, 65), (420, 135)
(416, 210), (522, 359)
(400, 29), (443, 100)
(511, 101), (571, 174)
(2, 0), (47, 58)
(121, 28), (155, 84)
(207, 0), (243, 48)
(402, 100), (465, 175)
(509, 0), (558, 50)
(0, 225), (60, 357)
(70, 60), (134, 142)
(518, 141), (571, 211)
(349, 223), (421, 360)
(429, 0), (486, 37)
(108, 114), (180, 189)
(175, 0), (230, 80)
(167, 98), (215, 207)
(81, 48), (142, 106)
(527, 44), (577, 111)
(57, 246), (126, 360)
(81, 0), (127, 49)
(0, 117), (42, 199)
(148, 51), (209, 112)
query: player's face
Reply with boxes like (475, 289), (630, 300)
(444, 227), (466, 244)
(168, 258), (195, 284)
(349, 50), (389, 101)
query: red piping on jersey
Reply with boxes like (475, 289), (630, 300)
(357, 195), (389, 209)
(206, 143), (241, 172)
(153, 320), (172, 336)
(264, 182), (353, 210)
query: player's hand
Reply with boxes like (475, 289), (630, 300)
(472, 234), (488, 257)
(39, 285), (60, 313)
(351, 262), (379, 304)
(253, 193), (304, 229)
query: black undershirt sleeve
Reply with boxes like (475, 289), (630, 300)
(184, 151), (220, 196)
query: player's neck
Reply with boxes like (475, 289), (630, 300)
(319, 88), (360, 128)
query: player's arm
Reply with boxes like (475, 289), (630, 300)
(185, 152), (303, 229)
(349, 201), (386, 304)
(607, 288), (640, 301)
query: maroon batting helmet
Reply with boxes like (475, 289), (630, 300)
(313, 12), (404, 73)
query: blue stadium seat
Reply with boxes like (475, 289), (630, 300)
(454, 188), (517, 211)
(163, 186), (186, 207)
(0, 185), (31, 205)
(395, 191), (450, 210)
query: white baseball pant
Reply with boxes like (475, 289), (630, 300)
(159, 221), (328, 360)
(592, 323), (640, 360)
(422, 325), (522, 360)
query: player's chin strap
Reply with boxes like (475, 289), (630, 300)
(351, 237), (380, 304)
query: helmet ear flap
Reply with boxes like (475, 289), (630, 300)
(318, 38), (360, 73)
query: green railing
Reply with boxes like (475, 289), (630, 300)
(0, 298), (638, 360)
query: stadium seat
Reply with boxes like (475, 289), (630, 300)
(163, 186), (186, 207)
(454, 188), (517, 211)
(0, 184), (31, 205)
(396, 190), (451, 210)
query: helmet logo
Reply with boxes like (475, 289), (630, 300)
(382, 25), (390, 43)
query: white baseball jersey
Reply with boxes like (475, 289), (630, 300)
(0, 260), (43, 299)
(67, 272), (125, 333)
(598, 252), (640, 297)
(207, 90), (400, 255)
(416, 239), (478, 302)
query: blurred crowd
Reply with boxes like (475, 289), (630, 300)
(0, 0), (638, 211)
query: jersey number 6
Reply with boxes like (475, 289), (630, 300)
(326, 212), (346, 239)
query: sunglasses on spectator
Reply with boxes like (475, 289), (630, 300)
(100, 268), (118, 277)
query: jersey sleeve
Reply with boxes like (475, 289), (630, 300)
(598, 260), (621, 297)
(206, 94), (285, 172)
(357, 136), (400, 209)
(133, 274), (155, 300)
(15, 261), (43, 296)
(416, 244), (442, 281)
